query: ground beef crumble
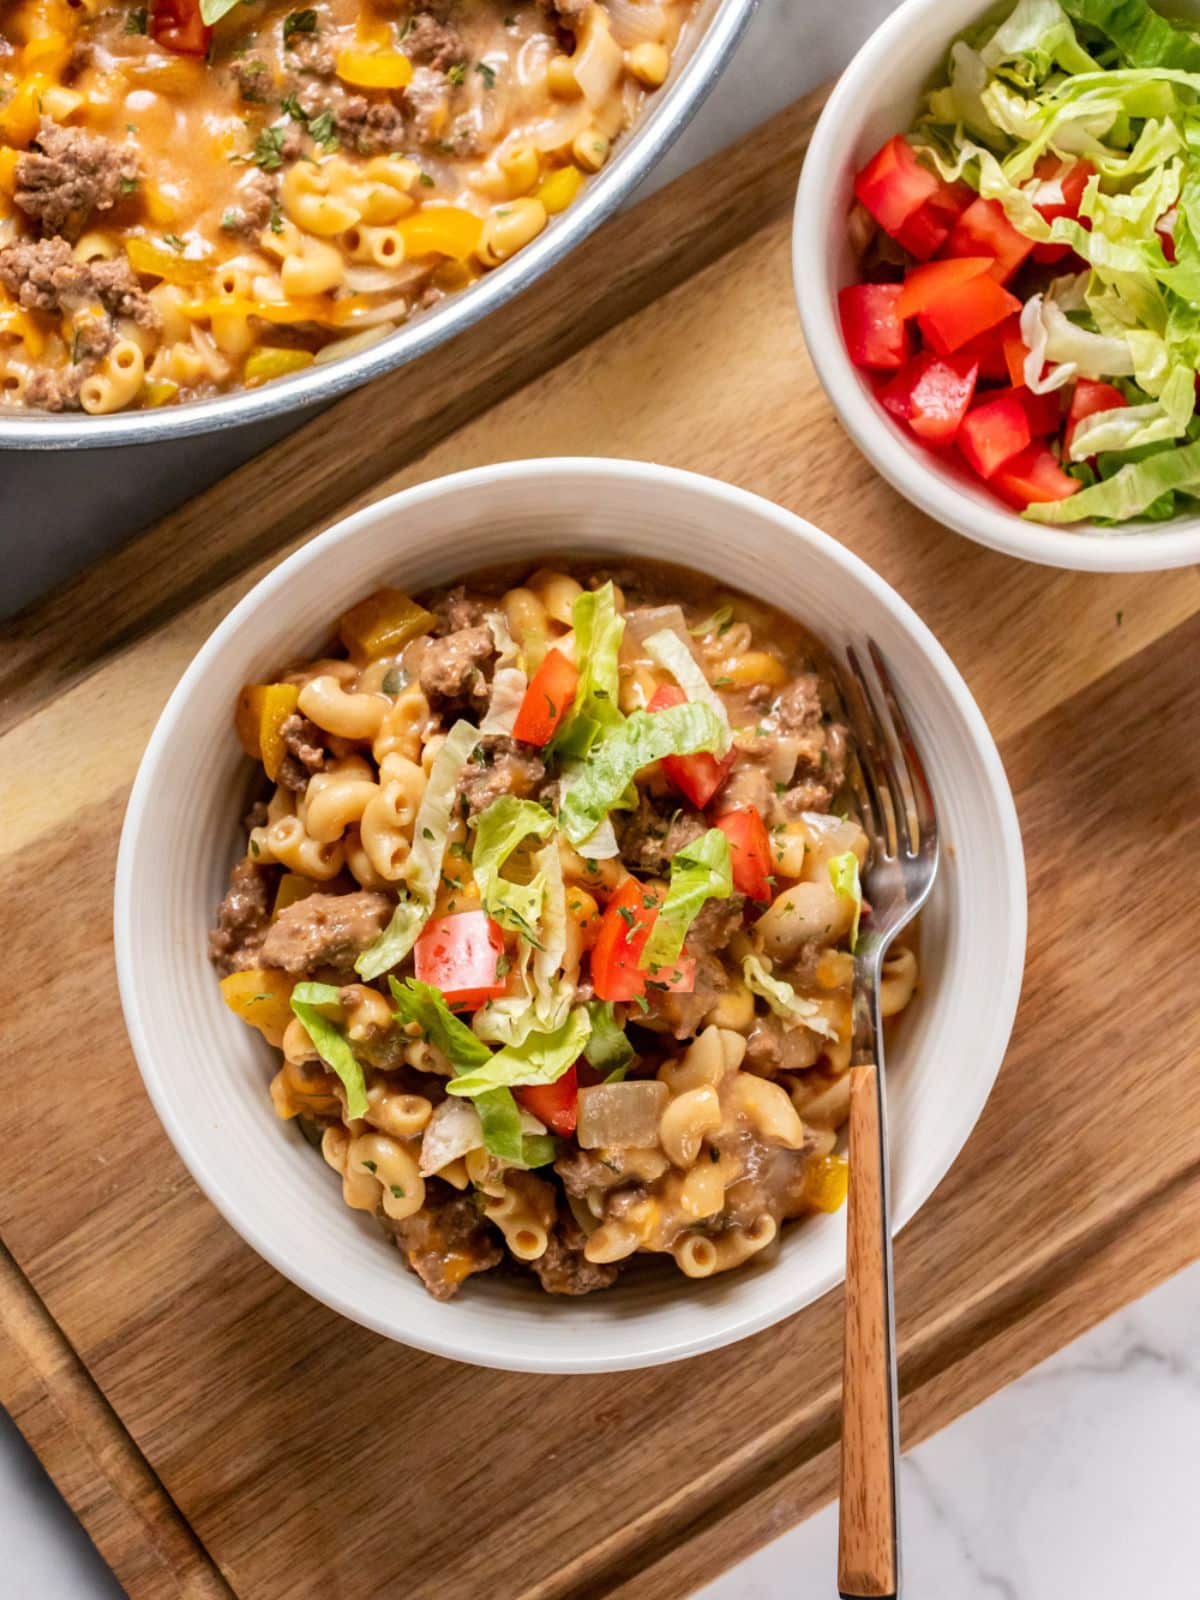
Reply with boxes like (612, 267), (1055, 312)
(258, 890), (393, 974)
(14, 119), (139, 238)
(391, 1185), (503, 1300)
(276, 713), (328, 793)
(531, 1207), (620, 1295)
(209, 858), (273, 976)
(456, 736), (547, 817)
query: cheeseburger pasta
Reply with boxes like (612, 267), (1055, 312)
(210, 561), (919, 1299)
(0, 0), (695, 412)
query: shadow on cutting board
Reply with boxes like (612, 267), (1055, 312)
(0, 403), (319, 620)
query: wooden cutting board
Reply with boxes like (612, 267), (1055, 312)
(4, 83), (1200, 1600)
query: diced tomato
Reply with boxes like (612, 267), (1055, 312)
(715, 807), (773, 902)
(918, 275), (1022, 355)
(648, 684), (734, 808)
(511, 647), (578, 746)
(1000, 315), (1030, 386)
(1016, 387), (1062, 437)
(646, 954), (697, 994)
(1066, 378), (1127, 452)
(1031, 158), (1094, 263)
(894, 257), (992, 319)
(413, 911), (507, 1011)
(853, 136), (940, 237)
(893, 179), (974, 260)
(516, 1066), (578, 1137)
(957, 390), (1030, 480)
(590, 877), (659, 1002)
(838, 283), (910, 370)
(880, 351), (979, 444)
(991, 444), (1080, 509)
(149, 0), (212, 55)
(955, 323), (1011, 382)
(945, 197), (1034, 284)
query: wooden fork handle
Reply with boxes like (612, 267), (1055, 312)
(838, 1063), (899, 1599)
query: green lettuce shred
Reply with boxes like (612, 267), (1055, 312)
(558, 701), (727, 844)
(551, 581), (625, 759)
(470, 795), (555, 939)
(828, 850), (864, 950)
(583, 1000), (635, 1079)
(742, 954), (839, 1041)
(445, 1007), (591, 1099)
(641, 828), (733, 970)
(289, 981), (368, 1119)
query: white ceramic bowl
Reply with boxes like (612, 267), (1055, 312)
(793, 0), (1200, 573)
(115, 459), (1025, 1373)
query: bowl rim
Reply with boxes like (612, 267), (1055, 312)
(0, 0), (758, 452)
(114, 457), (1027, 1371)
(791, 0), (1200, 574)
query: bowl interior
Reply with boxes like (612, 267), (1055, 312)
(793, 0), (1200, 571)
(116, 460), (1025, 1372)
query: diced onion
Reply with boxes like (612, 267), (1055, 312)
(605, 0), (668, 45)
(572, 14), (624, 109)
(419, 1098), (483, 1175)
(526, 101), (592, 153)
(577, 1079), (669, 1149)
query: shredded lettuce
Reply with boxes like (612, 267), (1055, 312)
(289, 981), (368, 1119)
(742, 954), (839, 1041)
(583, 1000), (635, 1079)
(470, 796), (555, 938)
(389, 978), (559, 1164)
(1027, 432), (1200, 518)
(356, 719), (480, 978)
(551, 582), (625, 759)
(558, 700), (727, 844)
(200, 0), (242, 21)
(641, 828), (733, 970)
(689, 604), (733, 637)
(908, 0), (1200, 523)
(446, 1006), (591, 1099)
(643, 629), (732, 752)
(480, 611), (527, 736)
(828, 850), (864, 950)
(576, 817), (621, 859)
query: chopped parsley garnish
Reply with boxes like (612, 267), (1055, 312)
(475, 60), (496, 89)
(249, 124), (286, 170)
(390, 1184), (406, 1199)
(361, 1159), (378, 1174)
(617, 905), (636, 928)
(120, 176), (139, 193)
(162, 233), (185, 252)
(282, 8), (318, 44)
(125, 7), (148, 33)
(306, 107), (339, 152)
(712, 676), (734, 689)
(220, 207), (242, 231)
(446, 62), (466, 85)
(269, 198), (284, 233)
(418, 171), (435, 187)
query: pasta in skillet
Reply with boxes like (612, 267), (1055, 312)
(210, 560), (919, 1299)
(0, 0), (696, 412)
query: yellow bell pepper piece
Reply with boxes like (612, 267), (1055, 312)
(398, 206), (484, 262)
(273, 873), (318, 920)
(0, 148), (17, 196)
(144, 378), (180, 408)
(22, 31), (73, 78)
(338, 586), (436, 662)
(243, 346), (316, 386)
(534, 164), (585, 216)
(0, 306), (46, 358)
(219, 968), (294, 1046)
(335, 47), (413, 89)
(806, 1153), (850, 1214)
(126, 237), (212, 286)
(234, 682), (300, 779)
(0, 77), (49, 146)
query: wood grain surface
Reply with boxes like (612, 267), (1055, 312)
(3, 72), (1200, 1600)
(838, 1067), (897, 1600)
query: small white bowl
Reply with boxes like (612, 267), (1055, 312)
(115, 459), (1025, 1373)
(793, 0), (1200, 573)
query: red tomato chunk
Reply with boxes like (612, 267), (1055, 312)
(838, 283), (911, 370)
(893, 179), (974, 260)
(945, 197), (1034, 284)
(1031, 158), (1094, 263)
(512, 647), (578, 746)
(991, 445), (1080, 509)
(918, 275), (1022, 355)
(957, 390), (1030, 480)
(715, 807), (773, 902)
(413, 911), (507, 1011)
(516, 1066), (578, 1137)
(590, 878), (660, 1002)
(647, 684), (734, 808)
(853, 135), (940, 236)
(881, 351), (979, 444)
(894, 256), (992, 320)
(150, 0), (211, 55)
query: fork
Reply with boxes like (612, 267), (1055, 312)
(833, 642), (940, 1600)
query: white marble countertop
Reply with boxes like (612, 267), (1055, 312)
(6, 4), (1196, 1596)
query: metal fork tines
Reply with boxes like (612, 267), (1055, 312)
(833, 641), (940, 1600)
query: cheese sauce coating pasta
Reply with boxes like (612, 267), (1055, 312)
(0, 0), (695, 412)
(210, 560), (920, 1299)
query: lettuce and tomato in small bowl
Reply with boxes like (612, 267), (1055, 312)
(795, 0), (1200, 570)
